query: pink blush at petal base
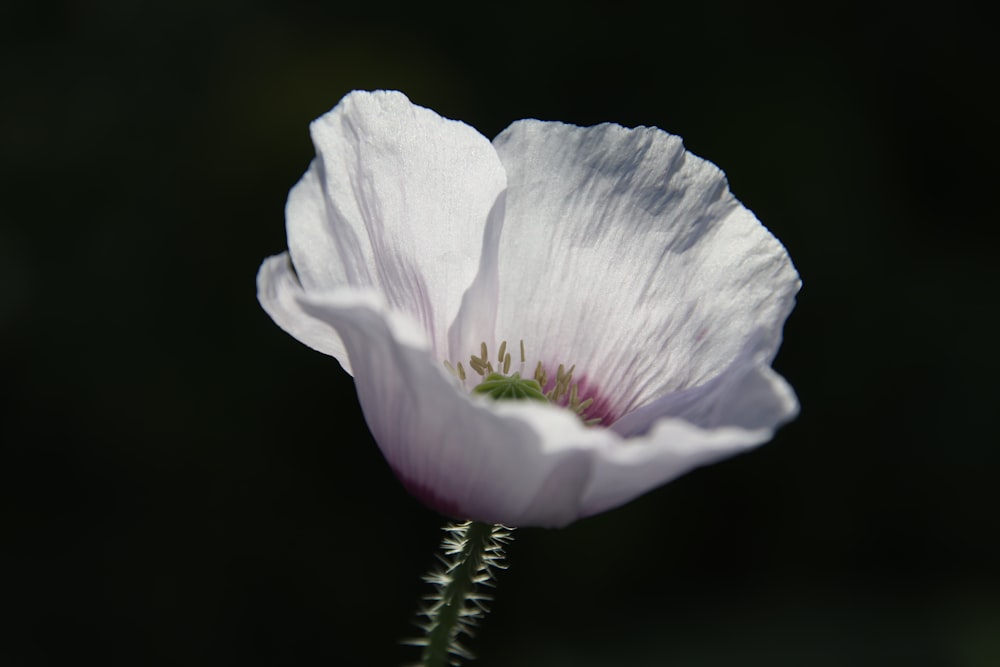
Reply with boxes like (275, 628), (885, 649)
(392, 467), (466, 519)
(566, 375), (622, 427)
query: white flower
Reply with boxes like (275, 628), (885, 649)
(257, 90), (800, 528)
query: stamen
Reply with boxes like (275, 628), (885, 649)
(533, 361), (546, 388)
(454, 340), (601, 427)
(549, 363), (573, 401)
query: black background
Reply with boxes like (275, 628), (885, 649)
(3, 1), (998, 665)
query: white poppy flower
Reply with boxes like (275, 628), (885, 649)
(257, 90), (799, 528)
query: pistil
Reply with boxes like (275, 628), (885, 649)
(446, 340), (600, 425)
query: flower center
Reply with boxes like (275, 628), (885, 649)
(472, 372), (547, 402)
(445, 340), (601, 426)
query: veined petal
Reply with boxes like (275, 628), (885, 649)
(294, 289), (619, 527)
(581, 330), (799, 516)
(611, 329), (799, 438)
(256, 253), (352, 373)
(490, 120), (800, 425)
(291, 288), (794, 527)
(286, 90), (508, 359)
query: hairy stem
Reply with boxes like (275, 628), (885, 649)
(410, 521), (512, 667)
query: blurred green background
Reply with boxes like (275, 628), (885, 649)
(3, 1), (997, 665)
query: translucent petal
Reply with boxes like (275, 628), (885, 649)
(294, 289), (615, 527)
(286, 90), (507, 359)
(580, 415), (777, 519)
(580, 332), (799, 517)
(256, 253), (351, 374)
(488, 120), (800, 425)
(293, 289), (795, 527)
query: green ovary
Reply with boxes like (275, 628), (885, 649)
(472, 372), (548, 402)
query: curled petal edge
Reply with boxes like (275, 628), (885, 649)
(256, 253), (353, 375)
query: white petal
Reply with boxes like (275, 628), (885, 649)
(290, 287), (796, 527)
(611, 329), (799, 437)
(256, 253), (352, 374)
(294, 288), (619, 527)
(286, 90), (507, 359)
(581, 331), (799, 517)
(579, 417), (776, 519)
(489, 120), (800, 425)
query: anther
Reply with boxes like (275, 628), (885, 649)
(534, 361), (546, 388)
(457, 340), (601, 426)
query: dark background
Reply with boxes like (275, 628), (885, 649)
(3, 1), (998, 665)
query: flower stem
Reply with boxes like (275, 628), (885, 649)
(411, 521), (512, 667)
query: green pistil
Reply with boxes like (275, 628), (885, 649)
(472, 372), (548, 402)
(447, 339), (601, 425)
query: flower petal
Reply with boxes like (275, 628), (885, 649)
(581, 331), (799, 517)
(489, 120), (800, 424)
(294, 288), (618, 527)
(579, 415), (778, 520)
(611, 329), (798, 437)
(291, 287), (795, 527)
(286, 90), (507, 359)
(256, 253), (352, 373)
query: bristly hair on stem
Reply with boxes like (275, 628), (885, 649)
(404, 521), (513, 667)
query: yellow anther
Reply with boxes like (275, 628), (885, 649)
(451, 339), (600, 426)
(534, 361), (546, 388)
(469, 357), (487, 376)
